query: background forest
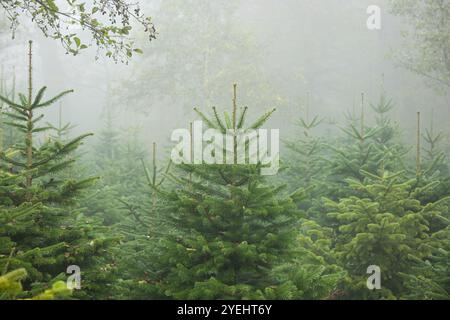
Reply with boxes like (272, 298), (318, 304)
(0, 0), (449, 300)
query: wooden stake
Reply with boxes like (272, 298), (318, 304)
(360, 92), (365, 143)
(26, 41), (33, 188)
(152, 142), (157, 216)
(12, 66), (15, 103)
(0, 65), (4, 153)
(0, 65), (4, 104)
(232, 84), (237, 130)
(152, 142), (157, 186)
(306, 91), (310, 123)
(232, 84), (237, 164)
(416, 111), (421, 177)
(6, 68), (16, 154)
(189, 122), (193, 185)
(430, 108), (434, 137)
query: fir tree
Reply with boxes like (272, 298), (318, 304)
(112, 143), (174, 300)
(0, 165), (74, 300)
(83, 95), (148, 226)
(144, 85), (340, 299)
(0, 41), (116, 299)
(283, 94), (326, 192)
(325, 93), (407, 200)
(370, 93), (409, 173)
(324, 169), (450, 299)
(81, 98), (166, 298)
(412, 111), (450, 204)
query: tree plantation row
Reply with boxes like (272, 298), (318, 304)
(0, 42), (449, 300)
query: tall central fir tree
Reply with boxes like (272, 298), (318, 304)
(141, 85), (344, 300)
(0, 41), (117, 299)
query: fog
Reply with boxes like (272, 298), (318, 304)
(1, 0), (449, 156)
(2, 0), (450, 302)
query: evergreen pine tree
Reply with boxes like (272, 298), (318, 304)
(0, 161), (72, 300)
(325, 93), (407, 200)
(283, 94), (326, 192)
(0, 41), (116, 299)
(412, 111), (450, 204)
(112, 143), (174, 299)
(144, 85), (341, 299)
(83, 95), (148, 226)
(324, 169), (450, 299)
(81, 96), (165, 298)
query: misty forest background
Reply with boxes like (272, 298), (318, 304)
(0, 0), (449, 300)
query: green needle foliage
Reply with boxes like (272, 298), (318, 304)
(0, 268), (72, 300)
(284, 112), (326, 190)
(0, 42), (117, 299)
(136, 86), (343, 300)
(283, 91), (450, 300)
(324, 171), (450, 299)
(1, 37), (449, 300)
(325, 93), (407, 200)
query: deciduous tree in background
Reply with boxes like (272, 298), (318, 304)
(0, 0), (156, 62)
(390, 0), (450, 89)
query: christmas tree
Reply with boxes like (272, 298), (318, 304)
(142, 85), (342, 299)
(324, 169), (450, 299)
(0, 41), (116, 299)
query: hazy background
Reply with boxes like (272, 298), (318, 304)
(1, 0), (449, 157)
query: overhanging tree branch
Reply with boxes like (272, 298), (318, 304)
(0, 0), (157, 63)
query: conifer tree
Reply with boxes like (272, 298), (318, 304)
(143, 85), (341, 299)
(400, 222), (450, 299)
(284, 94), (326, 192)
(83, 95), (148, 226)
(324, 168), (450, 299)
(43, 102), (122, 300)
(80, 98), (165, 298)
(412, 111), (450, 204)
(0, 163), (74, 300)
(370, 93), (409, 172)
(112, 143), (174, 299)
(0, 41), (116, 299)
(323, 95), (376, 201)
(300, 93), (450, 299)
(281, 94), (331, 225)
(326, 93), (407, 199)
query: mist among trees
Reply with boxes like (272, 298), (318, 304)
(0, 0), (449, 300)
